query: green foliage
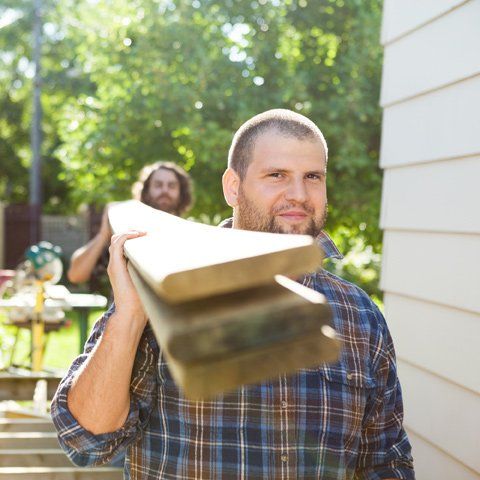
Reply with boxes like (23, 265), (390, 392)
(1, 0), (384, 292)
(0, 309), (103, 370)
(0, 0), (93, 210)
(324, 226), (383, 304)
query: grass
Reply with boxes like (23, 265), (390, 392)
(0, 309), (107, 371)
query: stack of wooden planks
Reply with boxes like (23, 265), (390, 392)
(109, 201), (341, 399)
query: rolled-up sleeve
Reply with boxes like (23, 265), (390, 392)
(50, 304), (159, 467)
(355, 305), (415, 480)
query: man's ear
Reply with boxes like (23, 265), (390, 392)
(222, 168), (240, 208)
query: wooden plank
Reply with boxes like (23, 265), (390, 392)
(381, 0), (480, 105)
(0, 450), (72, 468)
(0, 467), (123, 479)
(108, 200), (323, 303)
(3, 411), (50, 420)
(380, 75), (480, 168)
(129, 265), (339, 399)
(406, 429), (480, 480)
(385, 294), (480, 394)
(380, 157), (480, 234)
(381, 231), (480, 314)
(130, 266), (333, 363)
(0, 373), (61, 401)
(0, 433), (59, 449)
(398, 361), (480, 473)
(0, 419), (55, 433)
(167, 327), (339, 400)
(381, 0), (466, 45)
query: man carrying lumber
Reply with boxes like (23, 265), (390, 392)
(52, 109), (414, 479)
(67, 161), (193, 285)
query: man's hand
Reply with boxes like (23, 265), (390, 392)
(107, 230), (148, 323)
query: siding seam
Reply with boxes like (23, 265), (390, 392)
(382, 290), (480, 317)
(381, 0), (472, 47)
(405, 426), (480, 476)
(380, 70), (480, 109)
(397, 357), (480, 397)
(380, 153), (480, 170)
(380, 227), (480, 237)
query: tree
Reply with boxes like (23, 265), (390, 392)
(52, 1), (383, 242)
(0, 0), (94, 211)
(1, 0), (384, 295)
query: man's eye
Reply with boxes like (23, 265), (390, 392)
(306, 173), (321, 180)
(268, 172), (283, 178)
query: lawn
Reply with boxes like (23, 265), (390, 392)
(0, 308), (107, 371)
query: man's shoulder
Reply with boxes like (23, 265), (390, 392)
(310, 269), (380, 314)
(307, 270), (392, 380)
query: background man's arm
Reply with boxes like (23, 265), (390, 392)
(67, 206), (111, 284)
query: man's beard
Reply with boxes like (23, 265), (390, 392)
(236, 187), (327, 237)
(145, 194), (179, 215)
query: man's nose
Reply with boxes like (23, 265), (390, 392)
(285, 178), (308, 204)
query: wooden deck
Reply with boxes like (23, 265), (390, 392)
(0, 371), (62, 402)
(0, 467), (123, 479)
(0, 372), (123, 480)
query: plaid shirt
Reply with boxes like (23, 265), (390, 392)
(51, 232), (414, 479)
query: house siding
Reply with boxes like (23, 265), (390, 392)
(380, 1), (480, 477)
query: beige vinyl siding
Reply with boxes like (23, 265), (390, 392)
(385, 294), (480, 394)
(381, 0), (480, 105)
(380, 157), (480, 234)
(380, 1), (480, 477)
(406, 429), (480, 480)
(380, 75), (480, 168)
(381, 0), (468, 44)
(381, 231), (480, 313)
(398, 361), (480, 472)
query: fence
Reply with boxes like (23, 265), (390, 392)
(0, 205), (94, 270)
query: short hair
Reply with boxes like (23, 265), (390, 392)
(131, 161), (193, 215)
(228, 109), (328, 179)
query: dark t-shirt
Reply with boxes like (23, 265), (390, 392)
(88, 247), (111, 297)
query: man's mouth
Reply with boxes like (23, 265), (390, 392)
(277, 210), (309, 222)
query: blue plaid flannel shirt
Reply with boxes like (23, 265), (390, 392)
(51, 231), (414, 479)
